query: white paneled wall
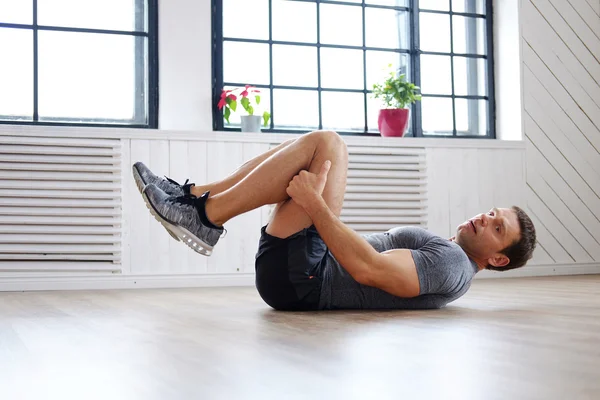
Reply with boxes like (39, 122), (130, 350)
(522, 0), (600, 270)
(122, 137), (527, 279)
(124, 138), (270, 277)
(426, 147), (526, 239)
(0, 127), (534, 290)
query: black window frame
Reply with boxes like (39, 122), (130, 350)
(0, 0), (159, 129)
(212, 0), (495, 138)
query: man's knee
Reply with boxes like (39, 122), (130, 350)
(308, 130), (347, 155)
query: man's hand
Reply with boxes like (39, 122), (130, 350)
(286, 160), (331, 208)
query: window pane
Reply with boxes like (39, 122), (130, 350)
(273, 45), (318, 87)
(419, 0), (449, 11)
(38, 0), (142, 31)
(272, 0), (316, 43)
(320, 4), (363, 46)
(420, 55), (451, 95)
(456, 99), (487, 135)
(0, 0), (32, 24)
(453, 16), (486, 55)
(222, 86), (270, 127)
(367, 95), (382, 133)
(421, 97), (453, 134)
(366, 0), (409, 6)
(419, 13), (450, 53)
(366, 51), (410, 90)
(38, 31), (141, 122)
(320, 48), (364, 90)
(322, 91), (364, 131)
(452, 0), (485, 14)
(272, 89), (318, 128)
(223, 41), (270, 85)
(454, 57), (487, 96)
(0, 28), (33, 120)
(365, 8), (409, 50)
(224, 0), (268, 40)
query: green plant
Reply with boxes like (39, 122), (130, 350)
(218, 85), (271, 127)
(371, 65), (422, 109)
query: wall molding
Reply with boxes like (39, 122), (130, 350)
(476, 263), (600, 279)
(0, 272), (256, 292)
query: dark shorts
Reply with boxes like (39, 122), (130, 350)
(255, 225), (327, 311)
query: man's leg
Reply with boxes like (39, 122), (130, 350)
(206, 130), (348, 238)
(189, 139), (296, 197)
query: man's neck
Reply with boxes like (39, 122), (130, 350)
(448, 236), (486, 271)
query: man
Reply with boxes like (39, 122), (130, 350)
(133, 130), (537, 311)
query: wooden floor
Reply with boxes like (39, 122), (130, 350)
(1, 275), (599, 400)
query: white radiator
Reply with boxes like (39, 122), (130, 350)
(268, 142), (428, 235)
(342, 146), (427, 234)
(0, 136), (122, 270)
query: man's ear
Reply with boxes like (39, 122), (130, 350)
(488, 254), (510, 268)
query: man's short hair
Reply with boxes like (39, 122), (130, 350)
(487, 206), (536, 272)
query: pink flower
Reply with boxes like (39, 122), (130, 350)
(217, 99), (226, 109)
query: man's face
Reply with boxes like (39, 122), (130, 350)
(455, 207), (521, 267)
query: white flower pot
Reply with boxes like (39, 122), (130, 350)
(240, 115), (262, 132)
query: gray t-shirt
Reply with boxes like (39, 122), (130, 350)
(318, 226), (478, 310)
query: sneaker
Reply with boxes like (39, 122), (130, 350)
(132, 161), (194, 197)
(142, 183), (224, 256)
(132, 162), (195, 242)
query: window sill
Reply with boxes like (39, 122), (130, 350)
(0, 124), (525, 149)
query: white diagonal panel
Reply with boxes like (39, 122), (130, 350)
(524, 0), (600, 264)
(549, 0), (600, 59)
(567, 0), (600, 38)
(529, 0), (600, 79)
(522, 23), (600, 118)
(523, 0), (600, 110)
(524, 110), (600, 214)
(526, 207), (574, 263)
(527, 143), (600, 245)
(523, 44), (600, 150)
(524, 82), (600, 178)
(527, 167), (600, 259)
(526, 187), (592, 262)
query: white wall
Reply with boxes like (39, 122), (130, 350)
(158, 0), (213, 131)
(0, 126), (547, 291)
(521, 0), (600, 270)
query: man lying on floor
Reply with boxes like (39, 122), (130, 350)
(132, 130), (537, 311)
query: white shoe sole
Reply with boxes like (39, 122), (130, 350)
(141, 189), (214, 257)
(132, 164), (181, 242)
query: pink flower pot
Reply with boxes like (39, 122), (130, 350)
(377, 108), (410, 137)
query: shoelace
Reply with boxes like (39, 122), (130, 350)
(170, 193), (197, 207)
(165, 177), (195, 194)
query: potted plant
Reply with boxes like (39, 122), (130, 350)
(218, 85), (271, 132)
(371, 65), (421, 137)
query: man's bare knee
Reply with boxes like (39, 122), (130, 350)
(307, 130), (347, 156)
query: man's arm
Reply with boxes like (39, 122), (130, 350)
(302, 195), (420, 298)
(286, 161), (420, 298)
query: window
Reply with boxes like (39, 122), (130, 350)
(0, 0), (158, 128)
(212, 0), (494, 138)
